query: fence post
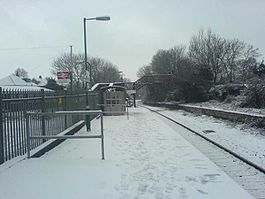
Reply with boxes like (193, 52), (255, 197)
(64, 90), (67, 129)
(86, 90), (89, 107)
(26, 113), (30, 159)
(100, 113), (104, 160)
(133, 83), (136, 108)
(0, 87), (4, 164)
(85, 90), (91, 131)
(41, 89), (46, 143)
(92, 92), (95, 109)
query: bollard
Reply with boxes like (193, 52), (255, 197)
(133, 94), (136, 108)
(86, 105), (91, 131)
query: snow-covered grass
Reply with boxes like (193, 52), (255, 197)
(0, 107), (252, 199)
(147, 106), (265, 169)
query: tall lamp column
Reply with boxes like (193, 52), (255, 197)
(83, 16), (111, 89)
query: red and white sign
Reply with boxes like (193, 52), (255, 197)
(57, 71), (70, 80)
(57, 71), (70, 85)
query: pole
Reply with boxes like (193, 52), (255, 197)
(41, 89), (46, 143)
(85, 90), (91, 131)
(126, 105), (129, 120)
(83, 18), (88, 89)
(64, 90), (67, 129)
(100, 114), (105, 160)
(70, 45), (73, 92)
(133, 83), (136, 107)
(0, 87), (4, 164)
(26, 113), (30, 159)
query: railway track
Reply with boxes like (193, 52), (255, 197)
(142, 105), (265, 199)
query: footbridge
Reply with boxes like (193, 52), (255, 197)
(91, 74), (175, 92)
(134, 74), (175, 90)
(90, 74), (175, 107)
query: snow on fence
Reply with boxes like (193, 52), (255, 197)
(0, 87), (99, 164)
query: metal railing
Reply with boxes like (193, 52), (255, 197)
(26, 110), (104, 160)
(0, 88), (99, 164)
(134, 74), (175, 90)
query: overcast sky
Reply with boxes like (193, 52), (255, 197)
(0, 0), (264, 81)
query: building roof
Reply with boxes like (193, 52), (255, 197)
(0, 75), (30, 86)
(0, 75), (51, 91)
(91, 83), (111, 91)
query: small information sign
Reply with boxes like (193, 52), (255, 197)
(57, 71), (70, 85)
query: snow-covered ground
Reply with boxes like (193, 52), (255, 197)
(146, 105), (265, 169)
(0, 107), (253, 199)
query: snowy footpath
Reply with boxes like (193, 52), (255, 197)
(0, 107), (253, 199)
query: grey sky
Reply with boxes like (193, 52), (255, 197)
(0, 0), (264, 81)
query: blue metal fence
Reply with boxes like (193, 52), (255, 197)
(0, 88), (99, 164)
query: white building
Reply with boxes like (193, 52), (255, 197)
(0, 75), (51, 91)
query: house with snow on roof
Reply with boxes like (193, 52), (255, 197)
(0, 75), (51, 91)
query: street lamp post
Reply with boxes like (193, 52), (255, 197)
(83, 16), (110, 89)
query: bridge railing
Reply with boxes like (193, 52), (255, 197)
(135, 74), (175, 90)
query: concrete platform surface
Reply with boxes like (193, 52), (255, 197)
(0, 107), (253, 199)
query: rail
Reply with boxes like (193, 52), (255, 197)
(142, 105), (265, 174)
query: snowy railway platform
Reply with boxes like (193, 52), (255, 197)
(0, 107), (253, 199)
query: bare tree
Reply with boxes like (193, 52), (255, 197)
(138, 27), (263, 103)
(14, 67), (28, 78)
(168, 45), (187, 75)
(188, 29), (261, 84)
(137, 65), (153, 78)
(151, 49), (173, 74)
(149, 45), (188, 76)
(50, 53), (121, 89)
(137, 45), (195, 81)
(220, 39), (245, 82)
(90, 57), (121, 84)
(51, 53), (86, 89)
(189, 29), (226, 84)
(237, 44), (260, 81)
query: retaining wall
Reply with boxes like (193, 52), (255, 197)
(144, 101), (265, 127)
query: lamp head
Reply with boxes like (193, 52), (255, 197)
(95, 16), (111, 21)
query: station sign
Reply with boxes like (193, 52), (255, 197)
(57, 71), (70, 85)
